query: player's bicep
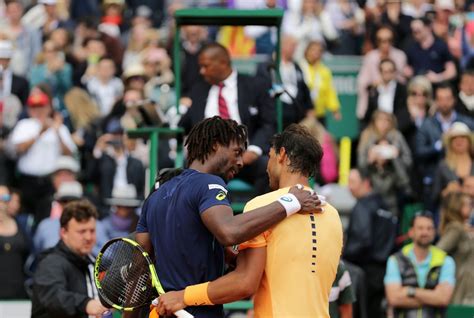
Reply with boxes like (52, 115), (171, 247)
(201, 204), (236, 246)
(235, 247), (266, 292)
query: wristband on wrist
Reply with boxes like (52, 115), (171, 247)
(277, 193), (301, 217)
(184, 282), (214, 306)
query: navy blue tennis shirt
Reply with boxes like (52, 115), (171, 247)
(136, 169), (231, 318)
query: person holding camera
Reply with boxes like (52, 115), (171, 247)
(357, 110), (413, 217)
(9, 88), (77, 223)
(91, 119), (145, 213)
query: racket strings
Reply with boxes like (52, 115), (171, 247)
(97, 240), (155, 308)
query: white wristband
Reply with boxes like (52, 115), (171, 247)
(277, 193), (301, 217)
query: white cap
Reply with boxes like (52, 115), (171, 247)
(38, 0), (58, 5)
(106, 184), (142, 207)
(435, 0), (455, 10)
(0, 40), (13, 59)
(54, 156), (80, 174)
(54, 181), (83, 201)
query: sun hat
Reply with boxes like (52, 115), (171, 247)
(54, 181), (83, 201)
(54, 156), (80, 174)
(442, 122), (474, 147)
(106, 184), (142, 207)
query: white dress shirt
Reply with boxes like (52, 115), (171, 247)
(377, 81), (397, 114)
(205, 70), (241, 123)
(204, 70), (262, 156)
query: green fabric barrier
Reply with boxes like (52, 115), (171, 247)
(447, 304), (474, 318)
(324, 56), (362, 141)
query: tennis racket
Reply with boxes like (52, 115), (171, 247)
(94, 237), (193, 317)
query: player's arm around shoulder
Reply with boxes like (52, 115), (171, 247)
(201, 185), (322, 246)
(154, 246), (266, 316)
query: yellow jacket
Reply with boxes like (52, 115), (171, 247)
(300, 60), (340, 118)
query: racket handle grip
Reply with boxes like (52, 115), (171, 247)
(174, 309), (194, 318)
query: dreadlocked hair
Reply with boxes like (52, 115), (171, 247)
(186, 116), (248, 165)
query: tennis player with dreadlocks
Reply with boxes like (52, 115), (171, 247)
(129, 117), (322, 318)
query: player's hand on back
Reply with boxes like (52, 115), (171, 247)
(288, 185), (326, 214)
(154, 291), (186, 317)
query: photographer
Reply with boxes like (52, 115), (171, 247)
(357, 110), (413, 217)
(9, 88), (76, 223)
(91, 119), (145, 213)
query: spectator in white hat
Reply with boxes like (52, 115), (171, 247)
(432, 122), (474, 204)
(48, 156), (80, 217)
(432, 0), (457, 43)
(100, 184), (141, 240)
(0, 38), (29, 105)
(33, 181), (108, 256)
(34, 181), (84, 254)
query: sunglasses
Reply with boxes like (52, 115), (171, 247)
(409, 91), (427, 97)
(377, 37), (393, 43)
(0, 194), (11, 202)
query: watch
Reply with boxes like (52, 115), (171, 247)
(406, 286), (416, 298)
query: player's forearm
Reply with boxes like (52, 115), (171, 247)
(222, 201), (286, 245)
(207, 269), (256, 304)
(188, 248), (263, 304)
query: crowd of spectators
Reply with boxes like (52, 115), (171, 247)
(0, 0), (474, 317)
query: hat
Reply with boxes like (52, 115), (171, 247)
(38, 0), (57, 5)
(103, 0), (125, 5)
(27, 91), (50, 107)
(435, 0), (455, 10)
(134, 5), (152, 19)
(0, 40), (13, 59)
(442, 122), (474, 146)
(54, 156), (80, 174)
(106, 184), (142, 207)
(122, 63), (146, 80)
(54, 181), (83, 201)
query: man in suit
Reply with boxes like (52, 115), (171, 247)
(456, 69), (474, 118)
(364, 59), (411, 135)
(0, 39), (29, 105)
(179, 43), (276, 194)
